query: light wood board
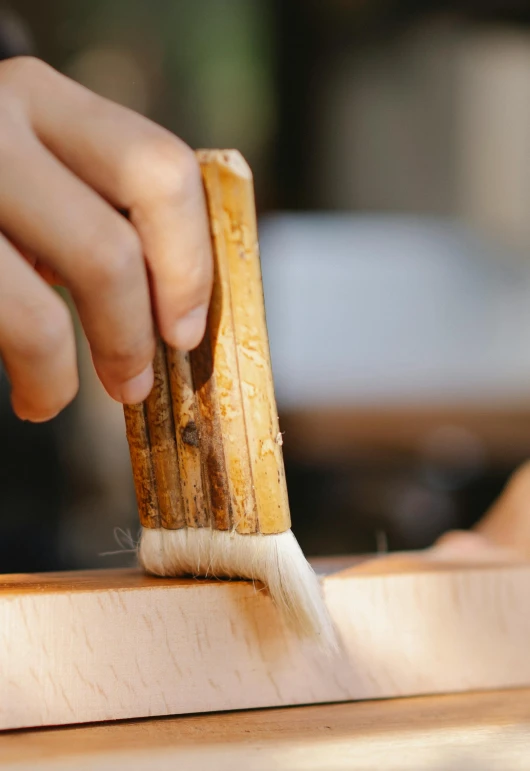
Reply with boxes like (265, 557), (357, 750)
(2, 689), (530, 770)
(1, 553), (530, 730)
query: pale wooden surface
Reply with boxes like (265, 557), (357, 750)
(2, 689), (530, 770)
(2, 553), (530, 731)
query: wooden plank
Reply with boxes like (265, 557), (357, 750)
(2, 689), (530, 770)
(1, 554), (530, 730)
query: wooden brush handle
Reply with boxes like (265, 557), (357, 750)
(144, 337), (185, 529)
(122, 402), (160, 529)
(124, 150), (291, 535)
(196, 150), (290, 533)
(124, 337), (185, 530)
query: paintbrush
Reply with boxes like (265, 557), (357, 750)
(124, 150), (334, 648)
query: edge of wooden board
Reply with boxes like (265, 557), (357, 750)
(0, 551), (524, 593)
(1, 554), (530, 730)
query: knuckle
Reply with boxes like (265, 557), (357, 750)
(0, 56), (48, 87)
(140, 135), (201, 201)
(0, 58), (52, 134)
(16, 302), (72, 361)
(84, 226), (143, 289)
(32, 309), (71, 359)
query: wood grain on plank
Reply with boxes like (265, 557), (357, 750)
(1, 554), (530, 731)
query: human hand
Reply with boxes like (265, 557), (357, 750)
(431, 461), (530, 562)
(0, 57), (212, 422)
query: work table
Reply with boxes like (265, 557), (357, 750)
(2, 689), (528, 770)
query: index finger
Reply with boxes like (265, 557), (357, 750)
(5, 57), (213, 351)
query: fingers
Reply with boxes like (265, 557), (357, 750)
(430, 531), (518, 563)
(473, 461), (530, 558)
(0, 119), (155, 404)
(430, 461), (530, 563)
(0, 234), (78, 421)
(4, 57), (213, 351)
(129, 165), (213, 351)
(19, 245), (63, 286)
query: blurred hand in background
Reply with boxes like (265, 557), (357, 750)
(434, 462), (530, 561)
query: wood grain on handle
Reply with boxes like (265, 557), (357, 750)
(143, 337), (185, 529)
(193, 152), (258, 533)
(196, 150), (291, 534)
(189, 329), (232, 530)
(166, 348), (208, 528)
(123, 402), (160, 529)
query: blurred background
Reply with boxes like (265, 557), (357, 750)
(2, 0), (530, 571)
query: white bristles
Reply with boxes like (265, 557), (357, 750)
(139, 527), (337, 651)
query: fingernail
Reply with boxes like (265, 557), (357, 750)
(119, 363), (154, 404)
(171, 306), (208, 351)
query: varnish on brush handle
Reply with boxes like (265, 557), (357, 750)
(124, 150), (291, 536)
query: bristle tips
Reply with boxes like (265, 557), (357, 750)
(139, 527), (337, 651)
